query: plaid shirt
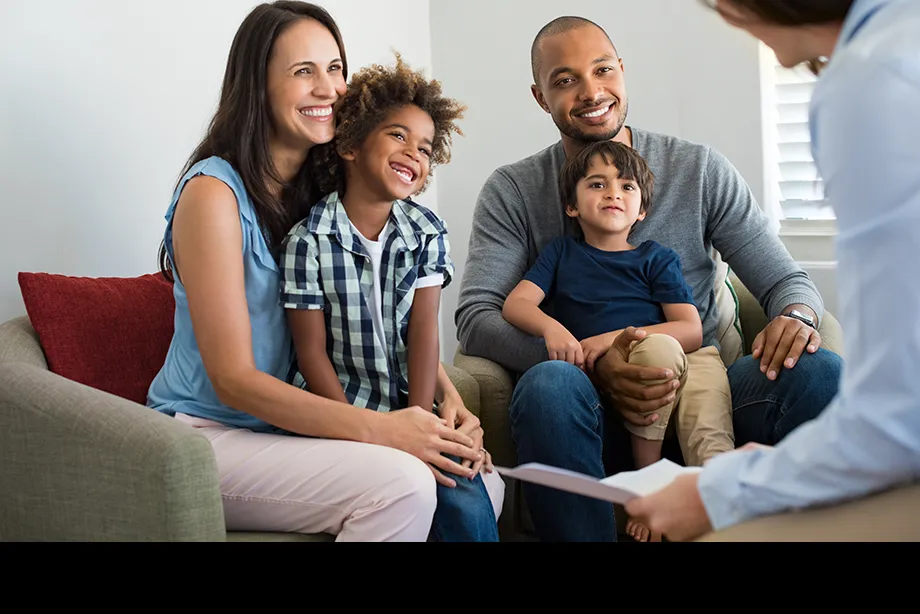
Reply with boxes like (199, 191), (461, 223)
(280, 191), (454, 412)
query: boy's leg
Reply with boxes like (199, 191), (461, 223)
(430, 456), (500, 542)
(623, 334), (688, 449)
(674, 347), (735, 466)
(620, 334), (687, 542)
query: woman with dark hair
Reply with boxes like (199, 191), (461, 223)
(626, 0), (920, 541)
(146, 1), (488, 541)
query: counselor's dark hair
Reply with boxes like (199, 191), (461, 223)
(559, 140), (655, 217)
(158, 1), (347, 282)
(700, 0), (855, 73)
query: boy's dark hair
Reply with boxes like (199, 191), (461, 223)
(559, 140), (655, 216)
(313, 53), (466, 197)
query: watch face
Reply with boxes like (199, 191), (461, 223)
(788, 311), (814, 326)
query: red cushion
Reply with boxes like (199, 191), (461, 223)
(18, 272), (175, 405)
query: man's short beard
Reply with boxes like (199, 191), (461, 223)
(556, 100), (629, 144)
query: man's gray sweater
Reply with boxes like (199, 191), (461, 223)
(455, 127), (824, 374)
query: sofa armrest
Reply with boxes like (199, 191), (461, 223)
(815, 311), (844, 358)
(442, 362), (480, 417)
(452, 350), (516, 467)
(730, 274), (845, 358)
(0, 363), (226, 542)
(0, 316), (48, 369)
(453, 350), (528, 539)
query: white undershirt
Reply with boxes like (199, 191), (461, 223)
(352, 220), (444, 352)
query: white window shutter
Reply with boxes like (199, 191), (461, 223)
(771, 62), (834, 219)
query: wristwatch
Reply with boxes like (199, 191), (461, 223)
(781, 309), (817, 329)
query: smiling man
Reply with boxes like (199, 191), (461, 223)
(454, 16), (844, 542)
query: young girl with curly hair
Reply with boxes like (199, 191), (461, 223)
(280, 54), (503, 542)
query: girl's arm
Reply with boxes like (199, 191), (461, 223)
(407, 285), (441, 412)
(287, 310), (348, 404)
(435, 363), (462, 407)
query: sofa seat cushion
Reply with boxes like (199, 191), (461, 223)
(18, 272), (175, 405)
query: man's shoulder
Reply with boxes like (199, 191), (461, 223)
(634, 127), (714, 165)
(488, 141), (565, 188)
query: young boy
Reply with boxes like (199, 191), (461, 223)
(502, 140), (734, 542)
(279, 55), (502, 542)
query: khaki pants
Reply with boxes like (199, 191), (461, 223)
(697, 483), (920, 542)
(624, 335), (734, 466)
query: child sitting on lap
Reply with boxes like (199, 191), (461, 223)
(502, 140), (733, 542)
(280, 55), (503, 542)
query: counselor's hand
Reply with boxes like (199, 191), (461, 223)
(624, 474), (713, 542)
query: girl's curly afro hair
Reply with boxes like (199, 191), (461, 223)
(312, 53), (466, 197)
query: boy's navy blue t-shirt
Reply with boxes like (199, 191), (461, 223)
(523, 237), (696, 341)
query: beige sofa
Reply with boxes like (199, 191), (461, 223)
(0, 315), (481, 542)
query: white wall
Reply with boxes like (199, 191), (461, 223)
(429, 0), (768, 361)
(0, 0), (433, 323)
(0, 0), (838, 354)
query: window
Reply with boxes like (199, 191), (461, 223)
(760, 45), (835, 222)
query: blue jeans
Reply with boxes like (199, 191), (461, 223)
(509, 348), (843, 542)
(428, 455), (499, 542)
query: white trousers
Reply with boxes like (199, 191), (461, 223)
(175, 414), (505, 542)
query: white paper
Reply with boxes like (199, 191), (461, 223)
(495, 459), (702, 505)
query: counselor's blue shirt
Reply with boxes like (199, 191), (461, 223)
(699, 0), (920, 530)
(523, 237), (695, 341)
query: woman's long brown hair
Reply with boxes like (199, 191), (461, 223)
(158, 1), (348, 282)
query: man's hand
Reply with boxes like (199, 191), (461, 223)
(624, 474), (713, 542)
(593, 327), (681, 426)
(581, 331), (619, 372)
(752, 312), (821, 381)
(544, 322), (584, 368)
